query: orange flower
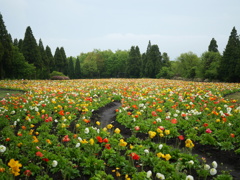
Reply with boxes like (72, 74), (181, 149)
(58, 110), (64, 116)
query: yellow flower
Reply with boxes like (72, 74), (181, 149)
(148, 131), (156, 138)
(185, 139), (194, 148)
(157, 128), (163, 133)
(216, 119), (220, 123)
(96, 121), (100, 125)
(159, 133), (164, 137)
(129, 144), (134, 149)
(76, 124), (80, 128)
(107, 124), (113, 129)
(46, 139), (52, 144)
(80, 139), (88, 144)
(114, 128), (121, 134)
(157, 152), (164, 158)
(119, 139), (127, 147)
(41, 109), (45, 113)
(164, 154), (171, 161)
(17, 143), (22, 147)
(89, 138), (94, 145)
(164, 130), (170, 135)
(32, 136), (39, 143)
(8, 159), (22, 176)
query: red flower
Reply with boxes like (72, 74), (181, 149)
(130, 153), (140, 160)
(203, 123), (208, 127)
(171, 118), (178, 124)
(230, 133), (235, 138)
(24, 170), (32, 177)
(103, 138), (109, 143)
(151, 111), (157, 116)
(42, 158), (49, 162)
(205, 128), (212, 133)
(178, 135), (185, 140)
(58, 110), (64, 116)
(134, 126), (140, 131)
(36, 151), (43, 157)
(62, 135), (70, 142)
(96, 136), (103, 143)
(105, 144), (111, 149)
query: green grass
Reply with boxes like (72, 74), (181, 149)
(0, 89), (24, 99)
(224, 92), (240, 103)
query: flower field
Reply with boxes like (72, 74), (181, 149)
(0, 79), (240, 180)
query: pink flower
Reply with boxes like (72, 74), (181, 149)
(62, 135), (70, 142)
(134, 126), (140, 131)
(206, 128), (212, 133)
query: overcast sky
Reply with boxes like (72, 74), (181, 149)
(1, 0), (240, 59)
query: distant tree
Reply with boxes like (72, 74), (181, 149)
(75, 57), (81, 79)
(176, 52), (200, 79)
(22, 26), (42, 78)
(81, 52), (98, 78)
(11, 45), (35, 79)
(200, 51), (221, 80)
(145, 44), (162, 78)
(68, 56), (75, 79)
(54, 47), (64, 73)
(0, 13), (13, 79)
(142, 41), (151, 77)
(39, 39), (50, 79)
(46, 45), (55, 73)
(218, 27), (240, 82)
(162, 52), (171, 67)
(208, 38), (218, 52)
(126, 46), (141, 78)
(59, 47), (68, 75)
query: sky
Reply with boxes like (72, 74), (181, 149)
(1, 0), (240, 60)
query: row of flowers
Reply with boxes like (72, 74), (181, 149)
(0, 79), (239, 179)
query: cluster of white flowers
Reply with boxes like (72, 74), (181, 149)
(204, 161), (218, 176)
(0, 145), (6, 153)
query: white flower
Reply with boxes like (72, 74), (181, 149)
(186, 175), (194, 180)
(0, 145), (6, 153)
(210, 168), (217, 175)
(144, 149), (149, 154)
(211, 161), (218, 168)
(146, 170), (152, 178)
(204, 164), (210, 170)
(159, 144), (163, 150)
(75, 143), (80, 148)
(156, 118), (161, 122)
(188, 160), (194, 165)
(78, 137), (82, 141)
(156, 172), (165, 179)
(84, 128), (89, 134)
(52, 160), (58, 167)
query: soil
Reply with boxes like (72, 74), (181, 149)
(91, 101), (240, 180)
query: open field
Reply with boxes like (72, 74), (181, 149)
(0, 79), (240, 180)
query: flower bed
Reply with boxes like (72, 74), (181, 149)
(0, 79), (239, 180)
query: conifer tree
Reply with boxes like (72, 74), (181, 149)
(126, 46), (141, 78)
(208, 38), (218, 52)
(68, 56), (75, 79)
(60, 47), (68, 75)
(39, 39), (50, 79)
(219, 27), (240, 82)
(54, 47), (63, 73)
(22, 26), (42, 78)
(0, 13), (13, 79)
(75, 57), (81, 79)
(46, 45), (55, 73)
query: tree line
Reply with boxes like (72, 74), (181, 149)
(1, 13), (240, 82)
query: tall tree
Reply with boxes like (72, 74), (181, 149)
(46, 45), (55, 73)
(145, 44), (162, 78)
(68, 56), (75, 79)
(54, 47), (64, 73)
(75, 57), (81, 79)
(218, 27), (240, 82)
(22, 26), (42, 78)
(0, 13), (13, 79)
(126, 46), (141, 78)
(200, 51), (221, 80)
(59, 47), (68, 75)
(162, 52), (171, 67)
(208, 38), (219, 52)
(39, 39), (50, 79)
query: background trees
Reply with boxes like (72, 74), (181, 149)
(0, 13), (240, 82)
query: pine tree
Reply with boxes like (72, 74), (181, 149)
(75, 57), (81, 79)
(60, 47), (68, 75)
(219, 27), (240, 82)
(68, 56), (75, 79)
(126, 46), (141, 78)
(0, 13), (13, 79)
(208, 38), (218, 52)
(22, 26), (42, 78)
(54, 47), (63, 73)
(46, 45), (55, 73)
(39, 39), (50, 79)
